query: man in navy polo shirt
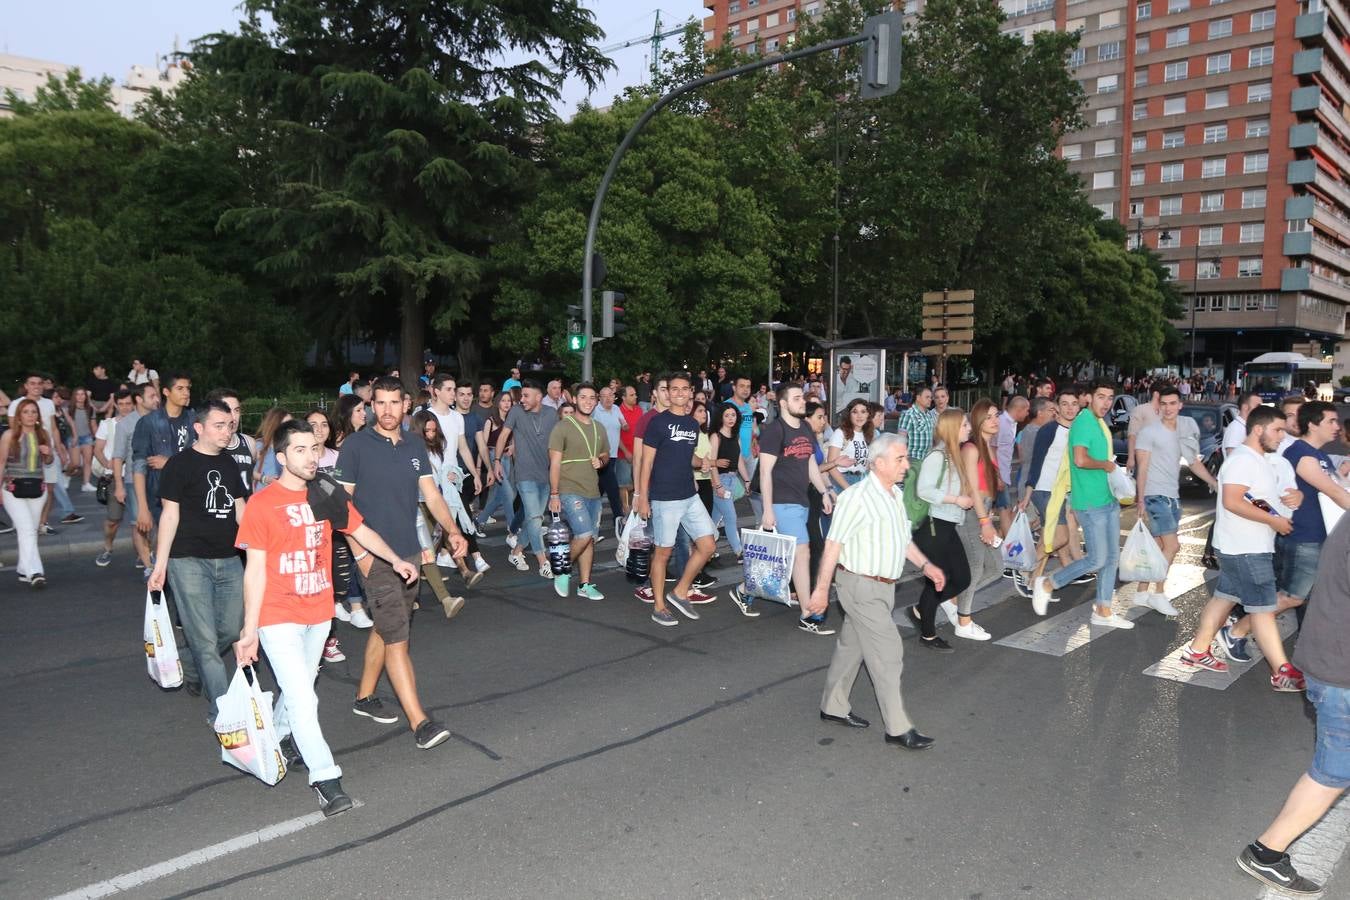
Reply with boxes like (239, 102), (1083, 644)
(334, 376), (468, 750)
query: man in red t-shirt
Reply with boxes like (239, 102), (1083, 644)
(234, 420), (415, 817)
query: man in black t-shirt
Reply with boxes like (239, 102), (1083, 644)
(85, 364), (116, 418)
(734, 383), (836, 634)
(148, 400), (250, 718)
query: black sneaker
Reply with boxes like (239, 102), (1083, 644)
(1236, 844), (1322, 894)
(352, 695), (399, 724)
(693, 572), (717, 590)
(798, 616), (837, 636)
(313, 778), (354, 817)
(39, 524), (58, 536)
(1070, 572), (1096, 585)
(0, 522), (13, 535)
(279, 735), (307, 770)
(920, 636), (955, 653)
(61, 513), (85, 524)
(1001, 567), (1014, 579)
(414, 717), (451, 749)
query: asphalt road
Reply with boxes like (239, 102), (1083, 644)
(3, 493), (1342, 899)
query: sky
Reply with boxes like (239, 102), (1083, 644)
(0, 0), (707, 115)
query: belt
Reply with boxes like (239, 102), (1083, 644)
(837, 565), (898, 585)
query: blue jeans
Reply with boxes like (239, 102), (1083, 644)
(259, 621), (341, 783)
(559, 494), (603, 540)
(516, 480), (551, 555)
(1276, 536), (1321, 602)
(713, 473), (743, 554)
(167, 556), (244, 716)
(1049, 502), (1120, 608)
(478, 455), (517, 527)
(48, 465), (75, 519)
(1307, 676), (1350, 789)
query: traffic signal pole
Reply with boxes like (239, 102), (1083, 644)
(580, 12), (901, 381)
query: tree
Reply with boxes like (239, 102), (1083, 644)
(3, 69), (116, 116)
(188, 0), (612, 379)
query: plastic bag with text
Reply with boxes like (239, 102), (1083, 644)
(143, 590), (184, 689)
(214, 666), (287, 786)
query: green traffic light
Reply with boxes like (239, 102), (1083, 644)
(568, 333), (587, 351)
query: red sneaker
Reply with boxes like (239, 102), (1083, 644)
(685, 589), (717, 605)
(1179, 647), (1228, 672)
(1272, 663), (1306, 693)
(634, 586), (655, 604)
(322, 637), (346, 663)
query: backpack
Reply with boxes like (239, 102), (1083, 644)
(902, 450), (947, 534)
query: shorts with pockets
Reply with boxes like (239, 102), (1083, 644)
(1143, 495), (1180, 536)
(364, 555), (419, 645)
(771, 503), (810, 546)
(1213, 551), (1278, 614)
(560, 494), (603, 540)
(649, 495), (715, 547)
(1307, 676), (1350, 790)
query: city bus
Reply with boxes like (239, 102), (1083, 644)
(1240, 352), (1333, 402)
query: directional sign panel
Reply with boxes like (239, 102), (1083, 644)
(923, 343), (974, 356)
(922, 316), (975, 330)
(923, 329), (974, 343)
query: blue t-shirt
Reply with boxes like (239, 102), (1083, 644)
(644, 411), (699, 502)
(1284, 440), (1334, 543)
(734, 401), (754, 457)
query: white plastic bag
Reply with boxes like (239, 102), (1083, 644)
(740, 528), (797, 606)
(1118, 519), (1169, 583)
(214, 666), (287, 786)
(143, 590), (184, 689)
(615, 510), (642, 567)
(1001, 512), (1037, 571)
(1321, 493), (1345, 536)
(1108, 467), (1136, 504)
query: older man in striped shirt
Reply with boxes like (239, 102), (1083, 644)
(807, 432), (941, 750)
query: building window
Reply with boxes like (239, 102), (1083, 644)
(746, 17), (759, 32)
(1205, 89), (1229, 110)
(1098, 74), (1119, 93)
(1201, 191), (1225, 211)
(1248, 45), (1274, 67)
(1227, 294), (1242, 309)
(1160, 195), (1184, 215)
(1242, 188), (1267, 208)
(1207, 53), (1231, 75)
(1239, 258), (1264, 277)
(1246, 119), (1270, 138)
(1250, 9), (1276, 31)
(764, 37), (779, 52)
(1240, 222), (1265, 242)
(1096, 106), (1119, 124)
(1263, 293), (1277, 307)
(1093, 170), (1117, 189)
(1163, 262), (1181, 279)
(728, 23), (741, 36)
(1095, 201), (1116, 217)
(1159, 230), (1181, 248)
(1069, 47), (1086, 67)
(1168, 0), (1188, 12)
(1130, 201), (1145, 218)
(1202, 157), (1227, 178)
(1099, 41), (1122, 61)
(1244, 151), (1269, 173)
(1133, 102), (1149, 121)
(1166, 26), (1189, 48)
(1098, 10), (1122, 28)
(805, 1), (821, 14)
(788, 8), (797, 21)
(730, 1), (741, 11)
(1289, 218), (1309, 232)
(1135, 67), (1150, 87)
(1209, 18), (1233, 39)
(1138, 1), (1152, 20)
(1064, 143), (1083, 160)
(1136, 34), (1150, 53)
(765, 12), (779, 26)
(1245, 294), (1260, 309)
(1132, 134), (1148, 151)
(1165, 95), (1187, 115)
(1203, 124), (1228, 143)
(1161, 163), (1185, 183)
(1067, 17), (1086, 31)
(1197, 260), (1222, 279)
(1132, 166), (1146, 185)
(1163, 130), (1185, 148)
(1164, 61), (1188, 82)
(1199, 225), (1224, 245)
(1248, 81), (1272, 103)
(1095, 138), (1117, 156)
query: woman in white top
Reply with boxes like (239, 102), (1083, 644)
(827, 399), (873, 490)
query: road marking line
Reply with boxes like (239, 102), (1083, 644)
(1143, 612), (1298, 690)
(994, 564), (1215, 657)
(1262, 794), (1350, 898)
(48, 801), (362, 900)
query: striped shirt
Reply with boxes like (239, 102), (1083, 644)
(828, 473), (912, 580)
(897, 405), (936, 462)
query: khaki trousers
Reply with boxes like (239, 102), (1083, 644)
(820, 569), (915, 737)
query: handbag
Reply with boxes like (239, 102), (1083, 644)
(729, 475), (746, 502)
(6, 477), (44, 499)
(96, 474), (112, 505)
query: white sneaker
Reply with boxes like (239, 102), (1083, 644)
(1148, 592), (1180, 616)
(1031, 576), (1053, 616)
(474, 556), (490, 573)
(436, 550), (454, 567)
(939, 599), (959, 626)
(483, 517), (498, 525)
(349, 607), (375, 629)
(1089, 611), (1135, 629)
(80, 482), (97, 493)
(333, 603), (352, 623)
(1131, 591), (1156, 609)
(508, 552), (529, 571)
(538, 563), (554, 579)
(953, 620), (992, 641)
(505, 533), (519, 550)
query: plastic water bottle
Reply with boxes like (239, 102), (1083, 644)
(545, 513), (572, 576)
(626, 518), (652, 584)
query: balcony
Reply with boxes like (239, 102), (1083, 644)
(1286, 231), (1314, 255)
(1312, 233), (1350, 272)
(1296, 15), (1350, 80)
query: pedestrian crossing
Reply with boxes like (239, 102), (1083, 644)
(1142, 613), (1299, 690)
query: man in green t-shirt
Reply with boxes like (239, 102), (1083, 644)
(1032, 380), (1131, 628)
(548, 383), (610, 601)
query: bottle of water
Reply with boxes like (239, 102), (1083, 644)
(545, 513), (572, 576)
(626, 517), (652, 584)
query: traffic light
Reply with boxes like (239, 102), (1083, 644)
(859, 10), (902, 100)
(601, 291), (627, 338)
(567, 333), (587, 352)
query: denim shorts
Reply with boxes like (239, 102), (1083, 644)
(1213, 551), (1278, 614)
(77, 435), (93, 447)
(1031, 490), (1066, 526)
(1143, 495), (1181, 536)
(1307, 676), (1350, 789)
(993, 486), (1013, 510)
(1276, 536), (1322, 601)
(771, 503), (810, 546)
(649, 495), (715, 547)
(560, 494), (603, 540)
(614, 458), (633, 488)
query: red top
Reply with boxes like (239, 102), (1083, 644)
(618, 404), (643, 458)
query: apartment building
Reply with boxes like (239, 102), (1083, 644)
(703, 0), (1350, 375)
(0, 52), (189, 119)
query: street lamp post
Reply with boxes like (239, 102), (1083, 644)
(1190, 240), (1200, 377)
(748, 322), (797, 391)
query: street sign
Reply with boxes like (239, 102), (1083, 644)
(922, 316), (975, 330)
(923, 329), (974, 343)
(921, 289), (975, 304)
(923, 343), (973, 356)
(922, 303), (975, 318)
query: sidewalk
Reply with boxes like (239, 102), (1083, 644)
(0, 484), (134, 568)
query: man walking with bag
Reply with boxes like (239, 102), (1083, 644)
(808, 432), (940, 750)
(235, 419), (416, 816)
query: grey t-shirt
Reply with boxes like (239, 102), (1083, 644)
(1136, 418), (1200, 500)
(111, 410), (143, 482)
(504, 405), (558, 484)
(1293, 514), (1350, 688)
